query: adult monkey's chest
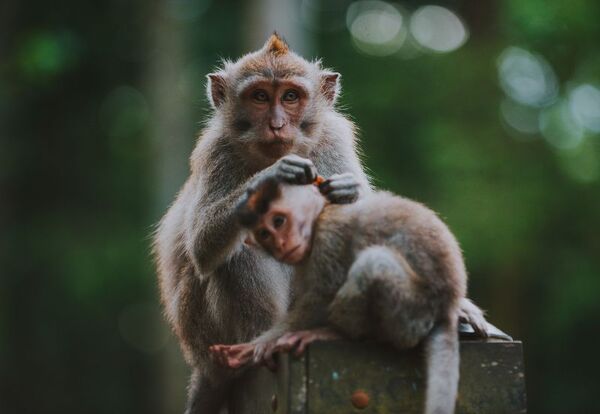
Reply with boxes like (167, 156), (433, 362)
(211, 247), (291, 339)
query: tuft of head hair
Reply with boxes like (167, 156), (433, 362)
(264, 32), (289, 57)
(236, 177), (282, 227)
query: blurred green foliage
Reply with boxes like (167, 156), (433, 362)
(1, 1), (599, 413)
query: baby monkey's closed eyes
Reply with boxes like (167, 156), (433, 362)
(211, 175), (467, 414)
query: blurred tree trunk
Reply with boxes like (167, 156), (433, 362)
(145, 3), (189, 414)
(242, 0), (312, 55)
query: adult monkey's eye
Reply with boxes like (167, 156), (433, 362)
(253, 90), (269, 102)
(282, 89), (299, 102)
(273, 215), (286, 228)
(257, 228), (271, 241)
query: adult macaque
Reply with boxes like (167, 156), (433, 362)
(212, 176), (465, 414)
(153, 33), (488, 413)
(154, 34), (368, 413)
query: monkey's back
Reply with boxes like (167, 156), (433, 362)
(313, 191), (467, 315)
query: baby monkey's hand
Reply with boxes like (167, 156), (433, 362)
(209, 343), (256, 369)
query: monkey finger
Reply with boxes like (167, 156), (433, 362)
(321, 172), (356, 182)
(328, 178), (360, 189)
(208, 344), (224, 358)
(277, 171), (301, 183)
(326, 190), (359, 204)
(238, 346), (255, 363)
(276, 333), (302, 353)
(228, 355), (250, 369)
(228, 349), (253, 368)
(281, 165), (315, 184)
(228, 344), (254, 363)
(281, 154), (314, 170)
(319, 176), (359, 191)
(281, 157), (317, 182)
(302, 163), (318, 183)
(252, 343), (268, 364)
(278, 163), (304, 175)
(279, 167), (311, 184)
(220, 347), (235, 367)
(294, 335), (314, 356)
(320, 181), (359, 194)
(326, 172), (355, 182)
(210, 345), (229, 366)
(296, 170), (314, 184)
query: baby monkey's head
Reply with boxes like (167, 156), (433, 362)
(236, 177), (326, 264)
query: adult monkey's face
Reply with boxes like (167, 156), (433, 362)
(206, 33), (341, 169)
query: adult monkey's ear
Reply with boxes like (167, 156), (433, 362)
(321, 72), (341, 105)
(206, 72), (227, 108)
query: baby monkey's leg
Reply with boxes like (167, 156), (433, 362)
(329, 245), (434, 349)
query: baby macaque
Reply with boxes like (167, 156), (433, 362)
(211, 175), (468, 414)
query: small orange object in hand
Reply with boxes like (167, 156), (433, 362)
(313, 175), (326, 186)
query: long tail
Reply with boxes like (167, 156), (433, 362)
(424, 319), (460, 414)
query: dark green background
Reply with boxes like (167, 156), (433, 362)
(1, 1), (599, 413)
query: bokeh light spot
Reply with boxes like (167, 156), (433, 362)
(539, 100), (585, 150)
(497, 47), (558, 108)
(19, 31), (80, 80)
(558, 140), (600, 183)
(409, 5), (468, 53)
(568, 84), (600, 133)
(346, 1), (406, 56)
(500, 98), (540, 135)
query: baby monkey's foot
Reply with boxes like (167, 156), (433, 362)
(209, 343), (255, 369)
(275, 327), (341, 357)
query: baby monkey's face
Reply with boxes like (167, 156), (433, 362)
(251, 185), (323, 265)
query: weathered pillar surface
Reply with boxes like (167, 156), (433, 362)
(235, 339), (526, 414)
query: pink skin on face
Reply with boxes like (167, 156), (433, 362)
(240, 80), (309, 160)
(252, 185), (324, 265)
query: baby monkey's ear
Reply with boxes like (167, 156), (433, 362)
(236, 177), (282, 227)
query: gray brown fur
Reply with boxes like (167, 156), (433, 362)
(153, 34), (370, 413)
(153, 33), (486, 413)
(254, 190), (464, 414)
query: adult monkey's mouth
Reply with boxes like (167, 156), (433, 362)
(258, 140), (294, 158)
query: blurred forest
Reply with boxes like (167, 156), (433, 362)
(1, 0), (599, 413)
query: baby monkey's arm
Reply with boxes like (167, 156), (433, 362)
(210, 294), (335, 370)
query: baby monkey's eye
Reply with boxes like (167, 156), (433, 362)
(257, 229), (271, 241)
(282, 90), (299, 102)
(272, 215), (286, 228)
(253, 90), (269, 102)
